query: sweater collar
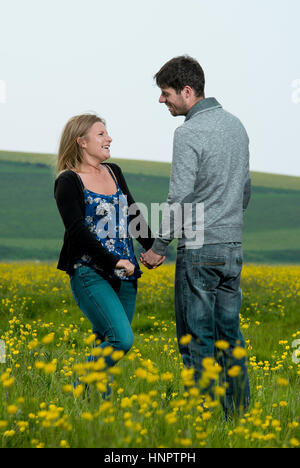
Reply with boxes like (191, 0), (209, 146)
(185, 97), (222, 121)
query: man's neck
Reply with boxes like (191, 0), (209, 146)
(185, 96), (205, 115)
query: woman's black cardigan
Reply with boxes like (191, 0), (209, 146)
(54, 163), (154, 276)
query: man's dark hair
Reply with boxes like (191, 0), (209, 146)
(154, 55), (205, 98)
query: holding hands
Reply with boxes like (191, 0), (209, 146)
(115, 250), (166, 277)
(139, 249), (166, 270)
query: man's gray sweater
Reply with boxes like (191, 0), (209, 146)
(152, 97), (251, 255)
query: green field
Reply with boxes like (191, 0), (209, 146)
(0, 263), (300, 448)
(0, 149), (299, 263)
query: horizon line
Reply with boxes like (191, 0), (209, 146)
(0, 148), (299, 179)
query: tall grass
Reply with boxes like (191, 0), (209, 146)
(0, 263), (299, 448)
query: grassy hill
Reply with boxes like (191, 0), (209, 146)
(0, 149), (299, 263)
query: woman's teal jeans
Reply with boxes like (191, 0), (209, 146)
(70, 265), (137, 370)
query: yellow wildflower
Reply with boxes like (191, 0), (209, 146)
(227, 366), (241, 378)
(28, 339), (39, 350)
(44, 362), (57, 374)
(277, 377), (289, 387)
(102, 346), (114, 356)
(215, 340), (230, 350)
(111, 350), (125, 361)
(232, 347), (247, 359)
(290, 438), (300, 447)
(84, 334), (96, 345)
(42, 333), (55, 345)
(60, 440), (70, 448)
(279, 401), (288, 407)
(161, 372), (174, 381)
(7, 405), (18, 415)
(73, 385), (84, 397)
(35, 361), (45, 370)
(2, 377), (14, 388)
(179, 334), (192, 345)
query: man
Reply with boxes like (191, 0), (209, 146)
(140, 55), (251, 418)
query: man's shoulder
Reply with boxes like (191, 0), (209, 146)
(173, 118), (207, 143)
(174, 122), (195, 138)
(183, 105), (247, 135)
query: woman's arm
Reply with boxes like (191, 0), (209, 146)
(54, 173), (120, 273)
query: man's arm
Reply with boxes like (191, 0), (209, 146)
(243, 176), (251, 211)
(151, 126), (200, 256)
(243, 149), (251, 211)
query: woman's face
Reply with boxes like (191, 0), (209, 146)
(80, 121), (112, 163)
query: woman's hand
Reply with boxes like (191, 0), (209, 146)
(115, 259), (135, 277)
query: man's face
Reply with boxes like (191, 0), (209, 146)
(158, 87), (190, 116)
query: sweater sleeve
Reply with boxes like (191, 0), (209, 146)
(152, 126), (199, 256)
(54, 174), (120, 273)
(110, 164), (155, 251)
(243, 151), (251, 211)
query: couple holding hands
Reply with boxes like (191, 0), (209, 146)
(54, 55), (251, 418)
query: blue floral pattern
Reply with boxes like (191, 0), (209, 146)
(74, 169), (142, 281)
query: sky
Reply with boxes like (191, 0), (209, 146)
(0, 0), (300, 176)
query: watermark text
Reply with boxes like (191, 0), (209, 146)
(0, 340), (6, 364)
(291, 79), (300, 104)
(0, 80), (6, 104)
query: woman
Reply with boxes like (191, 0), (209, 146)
(54, 113), (158, 395)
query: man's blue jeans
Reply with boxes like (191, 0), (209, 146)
(175, 243), (250, 417)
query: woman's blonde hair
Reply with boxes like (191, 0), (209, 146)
(56, 113), (105, 175)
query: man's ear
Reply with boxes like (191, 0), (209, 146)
(183, 86), (194, 99)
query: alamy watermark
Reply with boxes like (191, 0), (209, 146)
(0, 80), (6, 104)
(0, 340), (5, 364)
(291, 79), (300, 104)
(90, 196), (205, 249)
(292, 339), (300, 364)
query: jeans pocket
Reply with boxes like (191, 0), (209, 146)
(76, 265), (103, 287)
(77, 265), (93, 277)
(236, 252), (243, 265)
(192, 254), (226, 267)
(233, 247), (243, 270)
(188, 260), (224, 292)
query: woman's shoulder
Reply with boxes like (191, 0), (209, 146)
(104, 162), (125, 185)
(55, 169), (83, 186)
(55, 169), (78, 180)
(54, 169), (83, 193)
(105, 162), (122, 174)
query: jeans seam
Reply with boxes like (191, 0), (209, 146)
(70, 277), (81, 308)
(80, 274), (118, 343)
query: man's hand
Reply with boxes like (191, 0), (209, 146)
(140, 249), (166, 269)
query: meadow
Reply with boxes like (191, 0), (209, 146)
(0, 262), (300, 449)
(0, 149), (300, 264)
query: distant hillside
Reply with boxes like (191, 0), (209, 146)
(1, 150), (300, 190)
(0, 150), (299, 264)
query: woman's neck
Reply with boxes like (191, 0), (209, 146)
(77, 160), (104, 175)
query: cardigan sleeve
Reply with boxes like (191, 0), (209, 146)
(109, 164), (155, 251)
(54, 173), (120, 273)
